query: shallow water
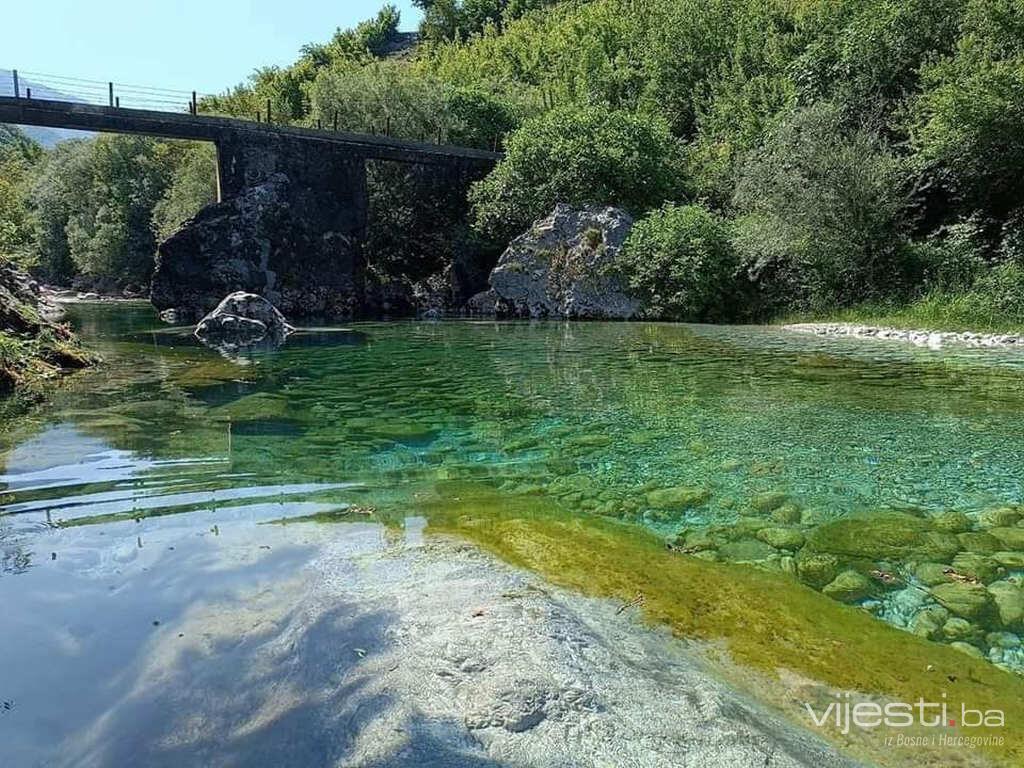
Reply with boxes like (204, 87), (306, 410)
(3, 303), (1024, 763)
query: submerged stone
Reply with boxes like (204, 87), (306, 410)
(988, 581), (1024, 629)
(795, 551), (840, 588)
(951, 552), (1001, 584)
(822, 570), (872, 603)
(645, 486), (711, 510)
(942, 617), (979, 642)
(931, 510), (972, 534)
(957, 531), (1001, 553)
(804, 511), (961, 563)
(910, 606), (949, 640)
(978, 507), (1022, 529)
(931, 582), (994, 620)
(717, 538), (777, 563)
(750, 491), (789, 514)
(914, 562), (952, 587)
(756, 527), (805, 550)
(988, 526), (1024, 550)
(770, 504), (803, 524)
(994, 551), (1024, 568)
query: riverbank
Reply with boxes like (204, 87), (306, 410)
(0, 261), (93, 402)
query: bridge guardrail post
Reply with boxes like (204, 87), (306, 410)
(12, 70), (19, 99)
(108, 82), (114, 108)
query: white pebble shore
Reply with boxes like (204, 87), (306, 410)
(783, 322), (1024, 349)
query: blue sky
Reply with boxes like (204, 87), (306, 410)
(3, 1), (422, 96)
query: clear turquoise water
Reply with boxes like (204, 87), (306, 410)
(2, 303), (1024, 751)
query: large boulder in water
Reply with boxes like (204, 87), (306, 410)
(476, 204), (641, 319)
(194, 292), (293, 352)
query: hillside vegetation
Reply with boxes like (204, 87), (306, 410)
(3, 0), (1024, 325)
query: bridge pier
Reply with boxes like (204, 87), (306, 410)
(152, 131), (369, 321)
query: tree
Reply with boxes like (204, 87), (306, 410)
(620, 204), (739, 321)
(0, 126), (42, 267)
(470, 104), (684, 241)
(731, 103), (912, 311)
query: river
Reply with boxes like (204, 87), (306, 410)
(2, 302), (1023, 767)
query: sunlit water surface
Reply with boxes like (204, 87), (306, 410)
(3, 303), (1024, 763)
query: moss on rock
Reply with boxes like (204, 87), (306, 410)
(805, 511), (960, 563)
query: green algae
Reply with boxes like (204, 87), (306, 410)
(423, 482), (1024, 767)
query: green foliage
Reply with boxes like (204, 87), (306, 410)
(731, 103), (911, 311)
(620, 204), (738, 321)
(470, 104), (683, 241)
(912, 0), (1024, 220)
(28, 136), (211, 286)
(152, 143), (218, 241)
(0, 127), (42, 266)
(414, 0), (558, 43)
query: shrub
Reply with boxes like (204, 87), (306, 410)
(731, 103), (911, 311)
(620, 204), (738, 321)
(470, 105), (684, 242)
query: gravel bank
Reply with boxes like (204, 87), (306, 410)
(784, 322), (1024, 348)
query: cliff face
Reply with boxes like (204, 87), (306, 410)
(0, 259), (92, 397)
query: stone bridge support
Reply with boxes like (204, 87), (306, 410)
(151, 131), (369, 322)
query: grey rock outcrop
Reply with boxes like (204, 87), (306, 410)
(194, 292), (293, 352)
(481, 204), (641, 319)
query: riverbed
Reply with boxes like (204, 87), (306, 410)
(2, 303), (1024, 766)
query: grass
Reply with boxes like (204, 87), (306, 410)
(779, 291), (1024, 335)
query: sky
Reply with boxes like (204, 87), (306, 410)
(2, 0), (423, 97)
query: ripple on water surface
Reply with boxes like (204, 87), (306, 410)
(3, 306), (1024, 715)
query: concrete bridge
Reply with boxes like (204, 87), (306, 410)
(0, 94), (502, 320)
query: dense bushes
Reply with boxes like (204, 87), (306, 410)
(469, 105), (683, 242)
(5, 0), (1024, 325)
(620, 205), (738, 321)
(730, 103), (912, 312)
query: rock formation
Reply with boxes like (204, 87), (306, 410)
(471, 204), (641, 319)
(194, 292), (294, 354)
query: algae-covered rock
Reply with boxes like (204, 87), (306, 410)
(750, 492), (789, 514)
(988, 527), (1024, 550)
(770, 504), (803, 524)
(914, 562), (953, 587)
(988, 581), (1024, 629)
(822, 570), (872, 603)
(994, 551), (1024, 568)
(717, 538), (777, 564)
(795, 551), (840, 588)
(950, 641), (986, 660)
(942, 617), (979, 642)
(979, 507), (1022, 529)
(756, 527), (805, 550)
(957, 531), (1001, 553)
(804, 511), (961, 563)
(951, 552), (1001, 584)
(645, 486), (711, 510)
(932, 510), (972, 534)
(910, 606), (949, 640)
(931, 582), (994, 620)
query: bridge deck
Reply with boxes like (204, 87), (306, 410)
(0, 96), (501, 165)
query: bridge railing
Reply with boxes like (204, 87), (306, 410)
(2, 67), (505, 155)
(3, 69), (208, 114)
